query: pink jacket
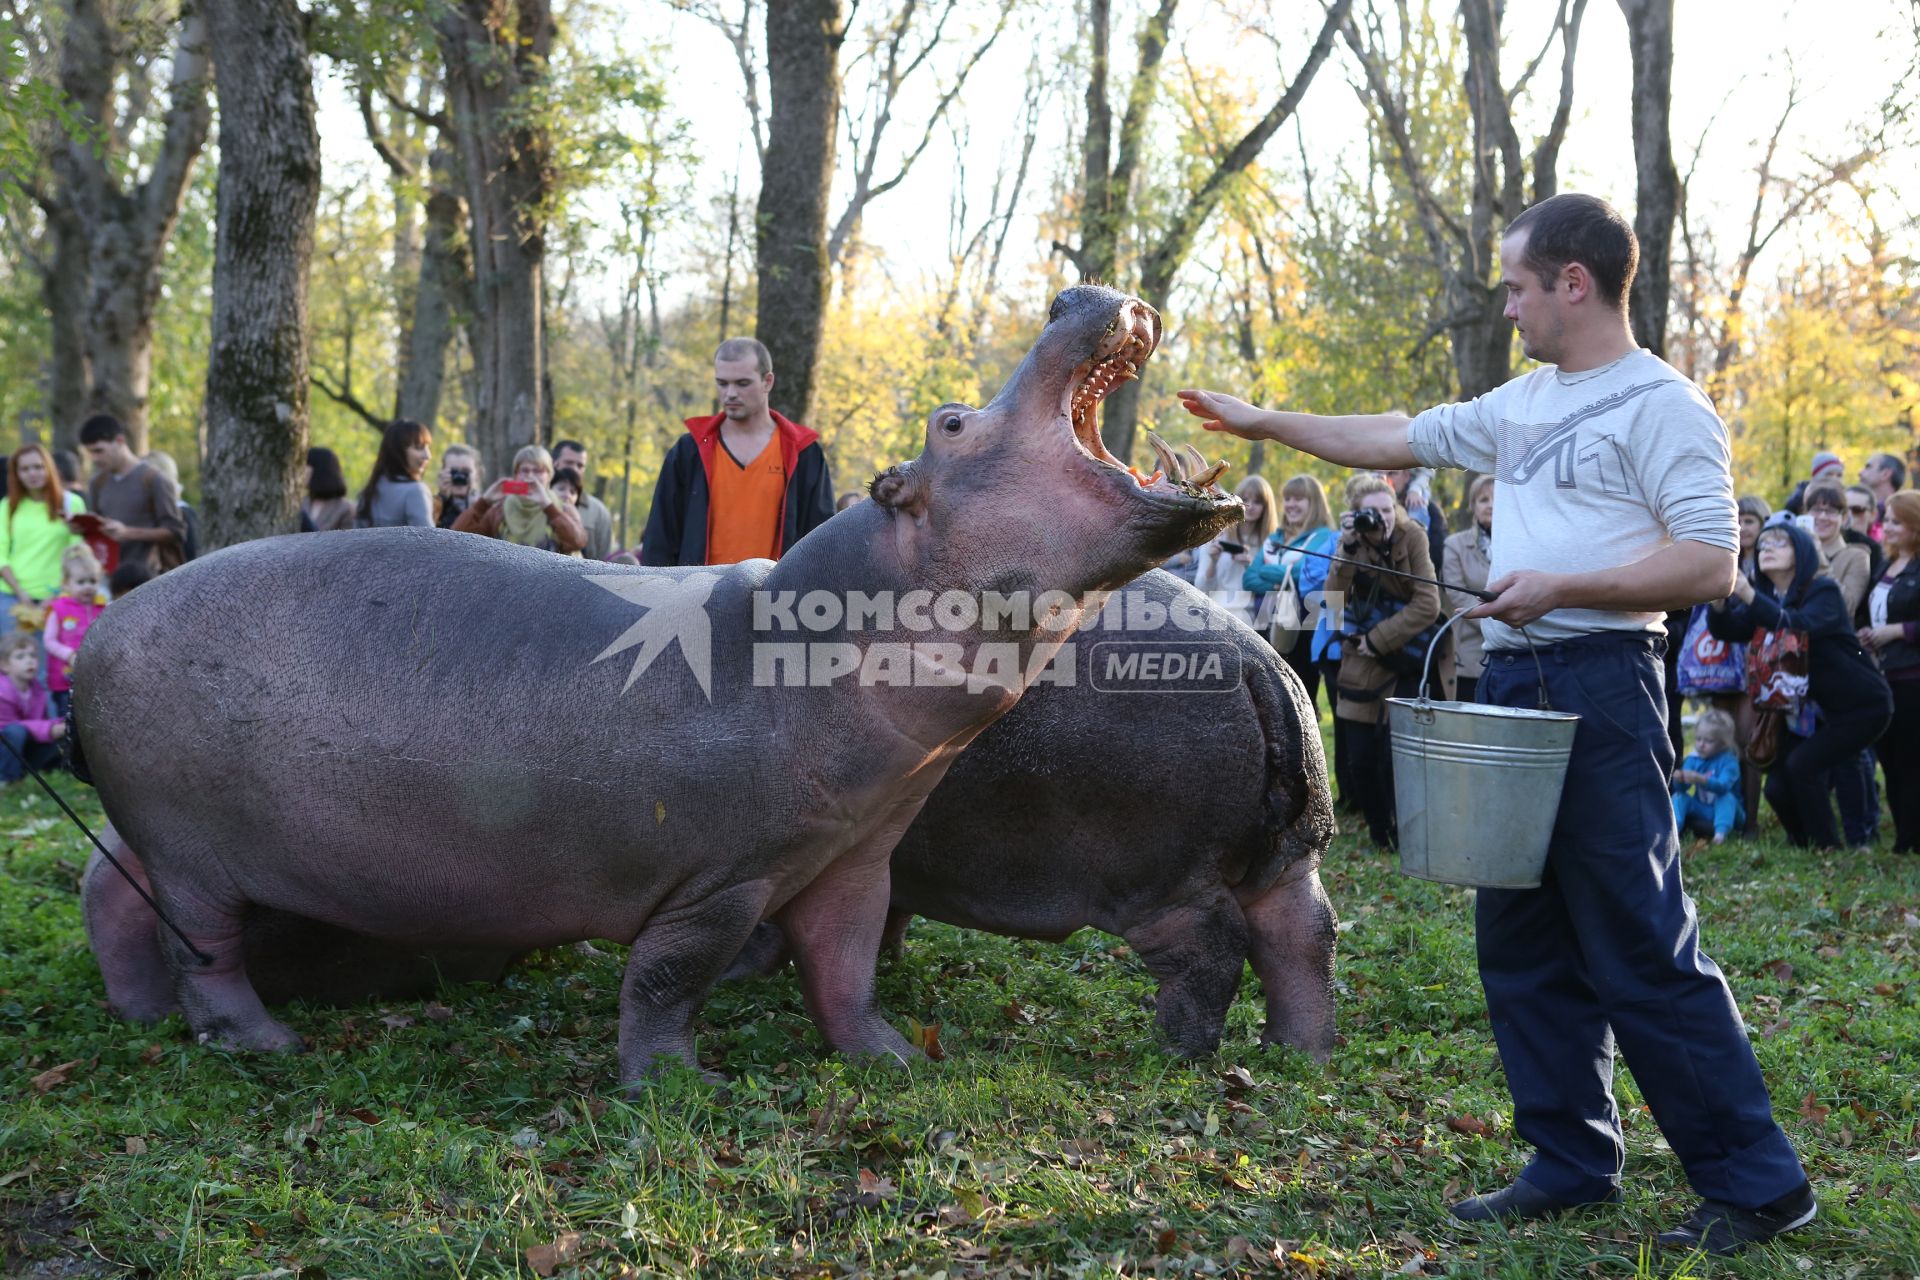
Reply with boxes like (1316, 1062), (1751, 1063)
(0, 676), (59, 743)
(44, 597), (104, 692)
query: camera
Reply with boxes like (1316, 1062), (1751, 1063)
(1351, 507), (1385, 537)
(449, 467), (471, 488)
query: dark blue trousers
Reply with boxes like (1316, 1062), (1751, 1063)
(1476, 633), (1806, 1208)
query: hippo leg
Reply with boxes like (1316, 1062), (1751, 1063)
(719, 921), (792, 981)
(880, 909), (912, 961)
(153, 876), (306, 1053)
(1244, 862), (1338, 1062)
(80, 832), (180, 1023)
(777, 845), (917, 1064)
(1125, 891), (1250, 1058)
(617, 880), (772, 1083)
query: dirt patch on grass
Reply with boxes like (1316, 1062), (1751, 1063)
(1, 1192), (120, 1278)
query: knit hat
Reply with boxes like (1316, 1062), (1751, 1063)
(1810, 450), (1843, 478)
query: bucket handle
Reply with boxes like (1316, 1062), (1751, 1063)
(1418, 607), (1554, 711)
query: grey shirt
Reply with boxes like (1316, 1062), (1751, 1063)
(362, 476), (434, 528)
(1407, 350), (1737, 651)
(578, 493), (614, 560)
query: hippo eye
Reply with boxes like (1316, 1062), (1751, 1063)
(941, 414), (964, 435)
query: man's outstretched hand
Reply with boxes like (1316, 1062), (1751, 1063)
(1465, 570), (1563, 627)
(1178, 389), (1271, 441)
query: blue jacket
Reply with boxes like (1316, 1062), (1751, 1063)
(1246, 526), (1338, 661)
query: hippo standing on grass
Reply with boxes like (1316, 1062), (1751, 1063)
(727, 568), (1338, 1061)
(70, 285), (1241, 1085)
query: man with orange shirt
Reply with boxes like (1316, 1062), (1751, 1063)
(640, 338), (837, 566)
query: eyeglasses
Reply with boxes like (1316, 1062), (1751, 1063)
(1847, 505), (1872, 515)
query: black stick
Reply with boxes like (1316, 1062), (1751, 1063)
(1289, 544), (1497, 603)
(0, 731), (212, 965)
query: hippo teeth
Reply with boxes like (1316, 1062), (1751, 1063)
(1145, 430), (1188, 483)
(1190, 461), (1229, 490)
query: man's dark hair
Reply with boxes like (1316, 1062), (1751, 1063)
(1872, 451), (1907, 490)
(714, 336), (773, 377)
(109, 560), (153, 596)
(77, 414), (128, 446)
(1504, 193), (1638, 312)
(553, 438), (587, 461)
(306, 446), (348, 500)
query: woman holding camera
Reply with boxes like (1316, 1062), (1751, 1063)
(1325, 474), (1445, 848)
(1192, 476), (1277, 625)
(451, 445), (587, 555)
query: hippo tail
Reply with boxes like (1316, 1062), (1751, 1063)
(1237, 643), (1335, 898)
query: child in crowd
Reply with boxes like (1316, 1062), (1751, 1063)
(0, 631), (65, 784)
(1672, 708), (1744, 843)
(43, 545), (105, 717)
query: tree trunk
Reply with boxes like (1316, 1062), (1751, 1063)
(51, 0), (212, 454)
(435, 0), (554, 479)
(395, 148), (469, 425)
(1097, 0), (1349, 462)
(755, 0), (843, 424)
(1618, 0), (1677, 357)
(199, 0), (320, 550)
(42, 206), (90, 451)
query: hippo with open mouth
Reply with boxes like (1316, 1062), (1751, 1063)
(71, 285), (1240, 1084)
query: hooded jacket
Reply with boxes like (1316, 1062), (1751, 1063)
(1707, 520), (1892, 720)
(640, 412), (836, 567)
(1325, 514), (1450, 723)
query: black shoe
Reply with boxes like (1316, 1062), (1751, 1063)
(1657, 1182), (1817, 1256)
(1450, 1178), (1619, 1223)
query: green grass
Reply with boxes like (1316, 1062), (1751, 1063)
(3, 762), (1918, 1278)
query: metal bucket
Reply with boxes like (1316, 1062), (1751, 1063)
(1386, 611), (1579, 889)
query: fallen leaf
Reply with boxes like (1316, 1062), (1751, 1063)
(856, 1168), (897, 1201)
(1762, 959), (1794, 983)
(1155, 1227), (1177, 1254)
(909, 1018), (945, 1061)
(422, 1002), (454, 1022)
(1003, 999), (1036, 1025)
(0, 1163), (38, 1187)
(1873, 983), (1898, 997)
(1219, 1065), (1256, 1093)
(343, 1109), (379, 1125)
(1444, 1115), (1491, 1137)
(380, 1013), (414, 1029)
(1799, 1092), (1830, 1124)
(524, 1231), (583, 1276)
(30, 1060), (78, 1093)
(139, 1044), (165, 1065)
(124, 1136), (147, 1156)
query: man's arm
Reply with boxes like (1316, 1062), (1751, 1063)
(1178, 390), (1416, 468)
(1466, 541), (1737, 627)
(639, 445), (688, 567)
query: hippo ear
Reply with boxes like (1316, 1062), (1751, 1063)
(869, 463), (929, 517)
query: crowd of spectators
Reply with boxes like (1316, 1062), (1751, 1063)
(1175, 444), (1917, 857)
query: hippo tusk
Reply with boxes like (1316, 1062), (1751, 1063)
(1178, 442), (1210, 480)
(1190, 461), (1229, 490)
(1145, 430), (1188, 483)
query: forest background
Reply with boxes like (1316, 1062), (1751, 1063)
(2, 0), (1917, 552)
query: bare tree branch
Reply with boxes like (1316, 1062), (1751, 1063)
(358, 83), (418, 180)
(310, 369), (389, 430)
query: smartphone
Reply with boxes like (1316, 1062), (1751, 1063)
(500, 479), (532, 496)
(1216, 539), (1246, 556)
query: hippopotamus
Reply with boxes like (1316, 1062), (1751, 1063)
(726, 569), (1338, 1060)
(87, 573), (1336, 1062)
(70, 284), (1241, 1084)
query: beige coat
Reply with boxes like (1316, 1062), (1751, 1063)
(1326, 516), (1450, 724)
(1816, 533), (1871, 616)
(1442, 525), (1493, 679)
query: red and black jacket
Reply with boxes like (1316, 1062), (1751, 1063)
(639, 411), (836, 566)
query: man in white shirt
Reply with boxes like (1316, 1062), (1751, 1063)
(1180, 193), (1813, 1257)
